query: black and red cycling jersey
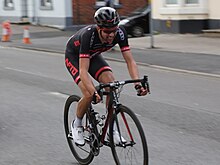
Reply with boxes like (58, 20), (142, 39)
(65, 24), (130, 58)
(65, 25), (130, 84)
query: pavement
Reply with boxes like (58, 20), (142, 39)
(1, 24), (220, 78)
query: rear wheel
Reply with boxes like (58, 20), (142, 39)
(109, 105), (148, 165)
(64, 95), (94, 165)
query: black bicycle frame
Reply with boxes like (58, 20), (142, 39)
(89, 76), (150, 146)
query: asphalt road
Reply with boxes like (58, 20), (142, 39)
(104, 48), (220, 76)
(1, 47), (220, 165)
(2, 33), (219, 78)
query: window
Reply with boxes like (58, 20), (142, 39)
(185, 0), (198, 4)
(160, 0), (208, 15)
(166, 0), (178, 4)
(40, 0), (53, 10)
(4, 0), (14, 10)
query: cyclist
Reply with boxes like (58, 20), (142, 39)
(65, 7), (148, 146)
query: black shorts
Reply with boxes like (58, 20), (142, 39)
(65, 52), (112, 84)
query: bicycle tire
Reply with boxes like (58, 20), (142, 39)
(109, 105), (148, 165)
(64, 95), (94, 164)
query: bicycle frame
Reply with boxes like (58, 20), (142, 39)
(100, 88), (119, 145)
(89, 75), (150, 147)
(64, 75), (150, 164)
(100, 88), (135, 146)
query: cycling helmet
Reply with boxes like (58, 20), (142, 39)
(94, 7), (120, 28)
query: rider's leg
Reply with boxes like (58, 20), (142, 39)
(76, 79), (94, 120)
(71, 79), (94, 145)
(98, 70), (115, 109)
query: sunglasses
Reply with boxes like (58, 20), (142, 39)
(102, 27), (118, 34)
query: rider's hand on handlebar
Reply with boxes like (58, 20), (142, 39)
(135, 84), (148, 96)
(92, 91), (101, 104)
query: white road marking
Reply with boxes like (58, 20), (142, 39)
(149, 64), (220, 79)
(3, 46), (63, 56)
(5, 67), (44, 77)
(135, 113), (141, 117)
(47, 92), (69, 99)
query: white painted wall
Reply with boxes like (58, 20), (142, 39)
(0, 0), (22, 18)
(209, 0), (220, 19)
(31, 0), (72, 18)
(26, 0), (72, 20)
(0, 0), (73, 28)
(153, 0), (210, 20)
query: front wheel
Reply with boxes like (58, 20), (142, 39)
(64, 95), (94, 165)
(109, 105), (148, 165)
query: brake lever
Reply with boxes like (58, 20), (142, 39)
(142, 76), (150, 94)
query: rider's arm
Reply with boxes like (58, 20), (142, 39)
(122, 50), (140, 85)
(122, 50), (148, 96)
(117, 26), (146, 95)
(117, 26), (140, 83)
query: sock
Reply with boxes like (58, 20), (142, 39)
(74, 116), (82, 127)
(113, 121), (118, 132)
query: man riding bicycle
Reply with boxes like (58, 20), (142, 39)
(65, 7), (148, 146)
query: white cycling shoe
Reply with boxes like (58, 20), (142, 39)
(71, 122), (85, 146)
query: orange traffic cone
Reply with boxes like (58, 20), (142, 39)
(1, 21), (11, 42)
(23, 26), (31, 44)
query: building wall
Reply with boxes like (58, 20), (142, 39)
(72, 0), (92, 25)
(0, 0), (147, 29)
(72, 0), (148, 25)
(0, 0), (72, 29)
(209, 1), (220, 19)
(29, 0), (73, 29)
(119, 0), (148, 16)
(152, 0), (220, 33)
(208, 0), (220, 29)
(0, 0), (23, 22)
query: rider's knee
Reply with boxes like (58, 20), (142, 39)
(98, 71), (115, 83)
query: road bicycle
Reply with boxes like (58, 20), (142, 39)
(64, 76), (150, 164)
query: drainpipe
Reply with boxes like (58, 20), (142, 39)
(32, 0), (39, 24)
(149, 0), (154, 48)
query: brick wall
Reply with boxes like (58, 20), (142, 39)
(119, 0), (148, 16)
(72, 0), (148, 25)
